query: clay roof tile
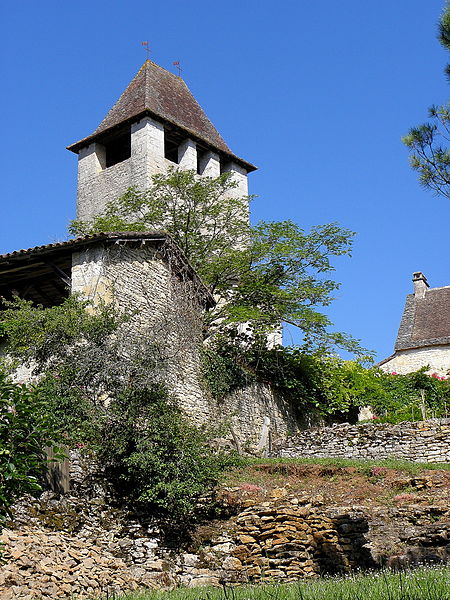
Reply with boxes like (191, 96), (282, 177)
(67, 61), (255, 171)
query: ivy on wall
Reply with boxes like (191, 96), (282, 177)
(201, 337), (450, 424)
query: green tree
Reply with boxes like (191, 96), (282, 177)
(70, 169), (251, 282)
(71, 169), (365, 355)
(403, 2), (450, 199)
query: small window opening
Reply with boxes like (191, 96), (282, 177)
(164, 129), (181, 163)
(197, 148), (207, 175)
(104, 127), (131, 168)
(220, 158), (229, 175)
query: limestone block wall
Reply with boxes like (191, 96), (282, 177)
(218, 383), (298, 450)
(77, 146), (133, 221)
(274, 419), (450, 463)
(77, 117), (175, 221)
(223, 161), (248, 198)
(71, 242), (212, 424)
(380, 346), (450, 377)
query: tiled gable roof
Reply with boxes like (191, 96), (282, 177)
(395, 285), (450, 351)
(93, 61), (230, 152)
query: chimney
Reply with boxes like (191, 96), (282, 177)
(412, 272), (429, 298)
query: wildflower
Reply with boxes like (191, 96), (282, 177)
(239, 483), (263, 493)
(371, 467), (387, 477)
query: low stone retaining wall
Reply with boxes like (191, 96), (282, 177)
(274, 419), (450, 463)
(1, 491), (375, 598)
(3, 485), (449, 598)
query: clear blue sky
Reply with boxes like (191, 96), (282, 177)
(0, 0), (448, 362)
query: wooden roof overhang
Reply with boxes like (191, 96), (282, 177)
(0, 248), (73, 308)
(0, 233), (215, 309)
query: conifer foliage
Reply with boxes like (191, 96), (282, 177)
(403, 2), (450, 199)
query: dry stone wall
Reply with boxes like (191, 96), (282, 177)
(274, 419), (450, 463)
(4, 486), (448, 598)
(0, 491), (373, 598)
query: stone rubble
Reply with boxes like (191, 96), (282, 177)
(1, 484), (449, 598)
(0, 527), (173, 600)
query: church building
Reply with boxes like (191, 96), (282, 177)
(67, 60), (256, 222)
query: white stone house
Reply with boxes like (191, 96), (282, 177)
(379, 272), (450, 377)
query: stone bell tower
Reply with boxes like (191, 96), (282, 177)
(67, 60), (256, 222)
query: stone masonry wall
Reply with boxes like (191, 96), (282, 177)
(76, 117), (168, 221)
(380, 345), (450, 377)
(220, 384), (298, 451)
(274, 419), (450, 463)
(71, 242), (212, 425)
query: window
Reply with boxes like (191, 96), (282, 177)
(104, 127), (131, 168)
(197, 148), (207, 174)
(164, 128), (182, 163)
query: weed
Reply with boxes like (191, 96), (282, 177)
(97, 567), (450, 600)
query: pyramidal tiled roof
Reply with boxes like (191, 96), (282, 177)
(68, 61), (254, 170)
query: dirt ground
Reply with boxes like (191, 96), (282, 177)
(220, 463), (450, 509)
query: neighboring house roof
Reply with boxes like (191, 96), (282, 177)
(395, 285), (450, 351)
(67, 60), (256, 172)
(0, 232), (215, 309)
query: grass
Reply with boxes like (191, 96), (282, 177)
(101, 567), (450, 600)
(237, 456), (450, 475)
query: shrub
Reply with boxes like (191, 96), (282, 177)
(202, 339), (450, 423)
(0, 296), (238, 526)
(97, 386), (237, 522)
(0, 371), (62, 532)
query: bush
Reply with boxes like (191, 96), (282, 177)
(0, 297), (238, 526)
(202, 339), (450, 423)
(0, 372), (62, 531)
(97, 386), (237, 521)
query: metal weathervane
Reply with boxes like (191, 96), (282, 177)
(141, 41), (150, 60)
(173, 61), (182, 77)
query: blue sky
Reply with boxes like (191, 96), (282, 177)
(0, 0), (448, 362)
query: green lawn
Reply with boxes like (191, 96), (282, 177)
(111, 568), (449, 600)
(239, 456), (450, 474)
